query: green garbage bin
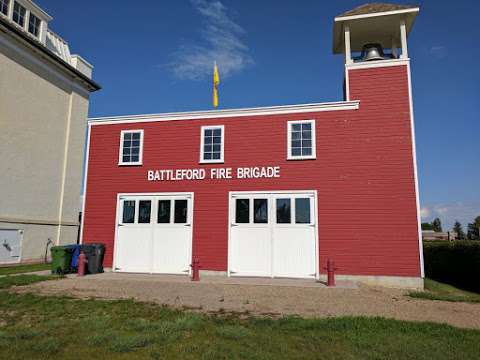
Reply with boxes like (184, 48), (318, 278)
(51, 246), (73, 274)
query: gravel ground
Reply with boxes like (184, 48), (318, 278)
(15, 273), (480, 329)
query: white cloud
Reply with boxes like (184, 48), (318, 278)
(421, 201), (480, 230)
(420, 207), (430, 218)
(429, 45), (447, 59)
(168, 0), (253, 81)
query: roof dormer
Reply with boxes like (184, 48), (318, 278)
(0, 0), (52, 44)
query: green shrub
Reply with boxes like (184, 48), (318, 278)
(423, 241), (480, 293)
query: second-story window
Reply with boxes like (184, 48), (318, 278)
(119, 130), (143, 166)
(12, 1), (26, 27)
(0, 0), (9, 16)
(28, 12), (41, 37)
(287, 120), (316, 160)
(200, 125), (224, 163)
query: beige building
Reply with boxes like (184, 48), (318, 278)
(0, 0), (100, 264)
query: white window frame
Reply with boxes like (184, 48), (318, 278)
(12, 1), (26, 28)
(199, 125), (224, 164)
(0, 0), (10, 18)
(118, 129), (144, 166)
(287, 119), (316, 160)
(27, 10), (41, 37)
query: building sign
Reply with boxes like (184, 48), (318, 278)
(147, 166), (281, 182)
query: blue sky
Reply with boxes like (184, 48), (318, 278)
(38, 0), (479, 230)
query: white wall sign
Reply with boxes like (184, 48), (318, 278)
(147, 166), (281, 182)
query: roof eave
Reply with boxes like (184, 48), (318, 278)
(0, 16), (100, 92)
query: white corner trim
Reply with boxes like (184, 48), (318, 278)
(79, 123), (92, 245)
(287, 119), (317, 160)
(199, 125), (225, 164)
(118, 129), (144, 166)
(406, 61), (424, 278)
(89, 101), (360, 126)
(334, 8), (419, 22)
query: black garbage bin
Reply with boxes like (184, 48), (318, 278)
(81, 243), (105, 274)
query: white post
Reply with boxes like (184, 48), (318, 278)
(7, 0), (14, 20)
(400, 20), (408, 59)
(344, 25), (353, 65)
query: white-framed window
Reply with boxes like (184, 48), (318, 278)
(28, 12), (41, 37)
(287, 120), (316, 160)
(118, 129), (144, 166)
(200, 125), (224, 163)
(12, 1), (26, 27)
(0, 0), (10, 17)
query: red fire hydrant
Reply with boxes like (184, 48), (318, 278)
(324, 259), (338, 287)
(77, 251), (87, 277)
(190, 258), (200, 281)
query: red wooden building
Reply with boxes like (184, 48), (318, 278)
(81, 4), (423, 288)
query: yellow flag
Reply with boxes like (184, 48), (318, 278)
(213, 62), (220, 108)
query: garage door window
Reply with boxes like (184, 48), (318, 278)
(157, 200), (171, 223)
(295, 198), (310, 224)
(138, 200), (152, 223)
(174, 200), (188, 223)
(235, 199), (249, 223)
(122, 200), (135, 223)
(254, 199), (268, 223)
(276, 198), (291, 223)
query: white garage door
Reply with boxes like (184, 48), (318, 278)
(114, 193), (193, 274)
(229, 191), (317, 279)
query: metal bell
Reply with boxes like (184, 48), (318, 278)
(361, 43), (385, 61)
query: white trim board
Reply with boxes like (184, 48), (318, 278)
(89, 101), (360, 126)
(346, 58), (410, 70)
(406, 61), (424, 278)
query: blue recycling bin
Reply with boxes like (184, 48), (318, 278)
(64, 244), (81, 272)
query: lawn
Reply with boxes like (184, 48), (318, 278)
(409, 278), (480, 303)
(0, 263), (51, 275)
(0, 277), (479, 359)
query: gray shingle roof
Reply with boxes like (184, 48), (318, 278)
(337, 3), (418, 18)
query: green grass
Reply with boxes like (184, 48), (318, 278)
(409, 278), (480, 303)
(0, 263), (51, 275)
(0, 274), (58, 289)
(0, 290), (478, 359)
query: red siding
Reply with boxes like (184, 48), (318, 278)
(83, 64), (421, 277)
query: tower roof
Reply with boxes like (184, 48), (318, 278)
(333, 3), (419, 54)
(337, 3), (418, 18)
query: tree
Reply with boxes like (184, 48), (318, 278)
(431, 218), (442, 232)
(467, 216), (480, 240)
(453, 221), (465, 240)
(421, 222), (433, 231)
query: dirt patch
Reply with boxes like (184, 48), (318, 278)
(14, 273), (480, 329)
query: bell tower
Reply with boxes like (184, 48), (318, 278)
(333, 3), (419, 101)
(331, 4), (424, 281)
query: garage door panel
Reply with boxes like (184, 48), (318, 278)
(273, 227), (316, 278)
(116, 226), (152, 273)
(152, 226), (191, 274)
(115, 194), (192, 275)
(230, 192), (317, 279)
(231, 227), (271, 276)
